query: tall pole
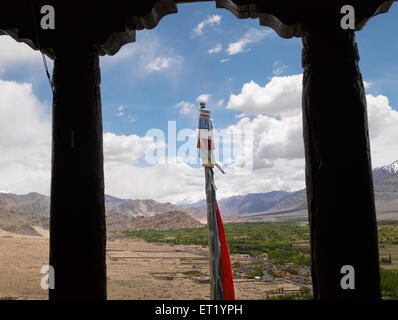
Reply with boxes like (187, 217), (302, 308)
(205, 166), (217, 300)
(199, 102), (217, 300)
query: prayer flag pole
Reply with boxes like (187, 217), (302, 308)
(197, 101), (235, 300)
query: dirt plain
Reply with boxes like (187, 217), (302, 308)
(0, 227), (301, 300)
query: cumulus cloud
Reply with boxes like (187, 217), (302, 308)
(215, 159), (306, 199)
(227, 74), (303, 117)
(0, 79), (51, 194)
(146, 57), (175, 72)
(104, 161), (204, 203)
(103, 132), (162, 164)
(226, 28), (273, 55)
(208, 43), (222, 54)
(196, 94), (211, 103)
(227, 74), (398, 170)
(227, 114), (304, 164)
(193, 15), (221, 36)
(175, 94), (212, 117)
(366, 94), (398, 167)
(104, 156), (308, 203)
(176, 101), (196, 115)
(0, 36), (42, 73)
(1, 73), (397, 203)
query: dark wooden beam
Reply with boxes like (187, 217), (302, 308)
(2, 1), (392, 55)
(301, 13), (381, 299)
(49, 44), (106, 300)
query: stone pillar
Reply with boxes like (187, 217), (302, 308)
(49, 44), (107, 299)
(301, 16), (380, 299)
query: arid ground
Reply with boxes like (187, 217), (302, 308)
(0, 227), (301, 300)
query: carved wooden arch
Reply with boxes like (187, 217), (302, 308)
(0, 1), (395, 58)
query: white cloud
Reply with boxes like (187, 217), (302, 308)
(0, 79), (51, 195)
(215, 159), (306, 199)
(175, 94), (212, 117)
(217, 99), (224, 107)
(0, 77), (161, 197)
(272, 61), (288, 75)
(227, 74), (303, 117)
(227, 74), (398, 170)
(146, 57), (175, 72)
(226, 28), (273, 55)
(208, 43), (222, 54)
(104, 161), (204, 203)
(364, 81), (373, 89)
(196, 94), (211, 103)
(116, 106), (124, 116)
(0, 36), (42, 73)
(101, 34), (183, 83)
(103, 132), (161, 164)
(127, 115), (136, 123)
(228, 114), (304, 164)
(220, 58), (230, 63)
(193, 15), (221, 36)
(1, 73), (397, 204)
(366, 94), (398, 167)
(176, 101), (196, 115)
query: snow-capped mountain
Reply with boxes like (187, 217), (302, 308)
(373, 160), (398, 177)
(176, 160), (398, 218)
(175, 196), (204, 207)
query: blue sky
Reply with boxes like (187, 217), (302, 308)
(1, 2), (398, 203)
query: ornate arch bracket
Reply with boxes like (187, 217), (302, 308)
(215, 0), (394, 38)
(0, 0), (395, 59)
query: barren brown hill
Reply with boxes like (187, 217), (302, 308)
(107, 210), (203, 231)
(0, 209), (48, 236)
(182, 207), (207, 223)
(106, 199), (183, 217)
(0, 193), (50, 217)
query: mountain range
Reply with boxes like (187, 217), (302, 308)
(178, 160), (398, 219)
(0, 192), (205, 219)
(0, 192), (206, 235)
(178, 189), (307, 218)
(1, 160), (398, 235)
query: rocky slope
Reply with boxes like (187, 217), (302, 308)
(106, 210), (203, 231)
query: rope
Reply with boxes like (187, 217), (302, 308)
(41, 53), (53, 94)
(29, 0), (54, 94)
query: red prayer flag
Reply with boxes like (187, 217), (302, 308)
(215, 202), (235, 300)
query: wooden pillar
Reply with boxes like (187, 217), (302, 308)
(49, 44), (107, 299)
(301, 16), (380, 299)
